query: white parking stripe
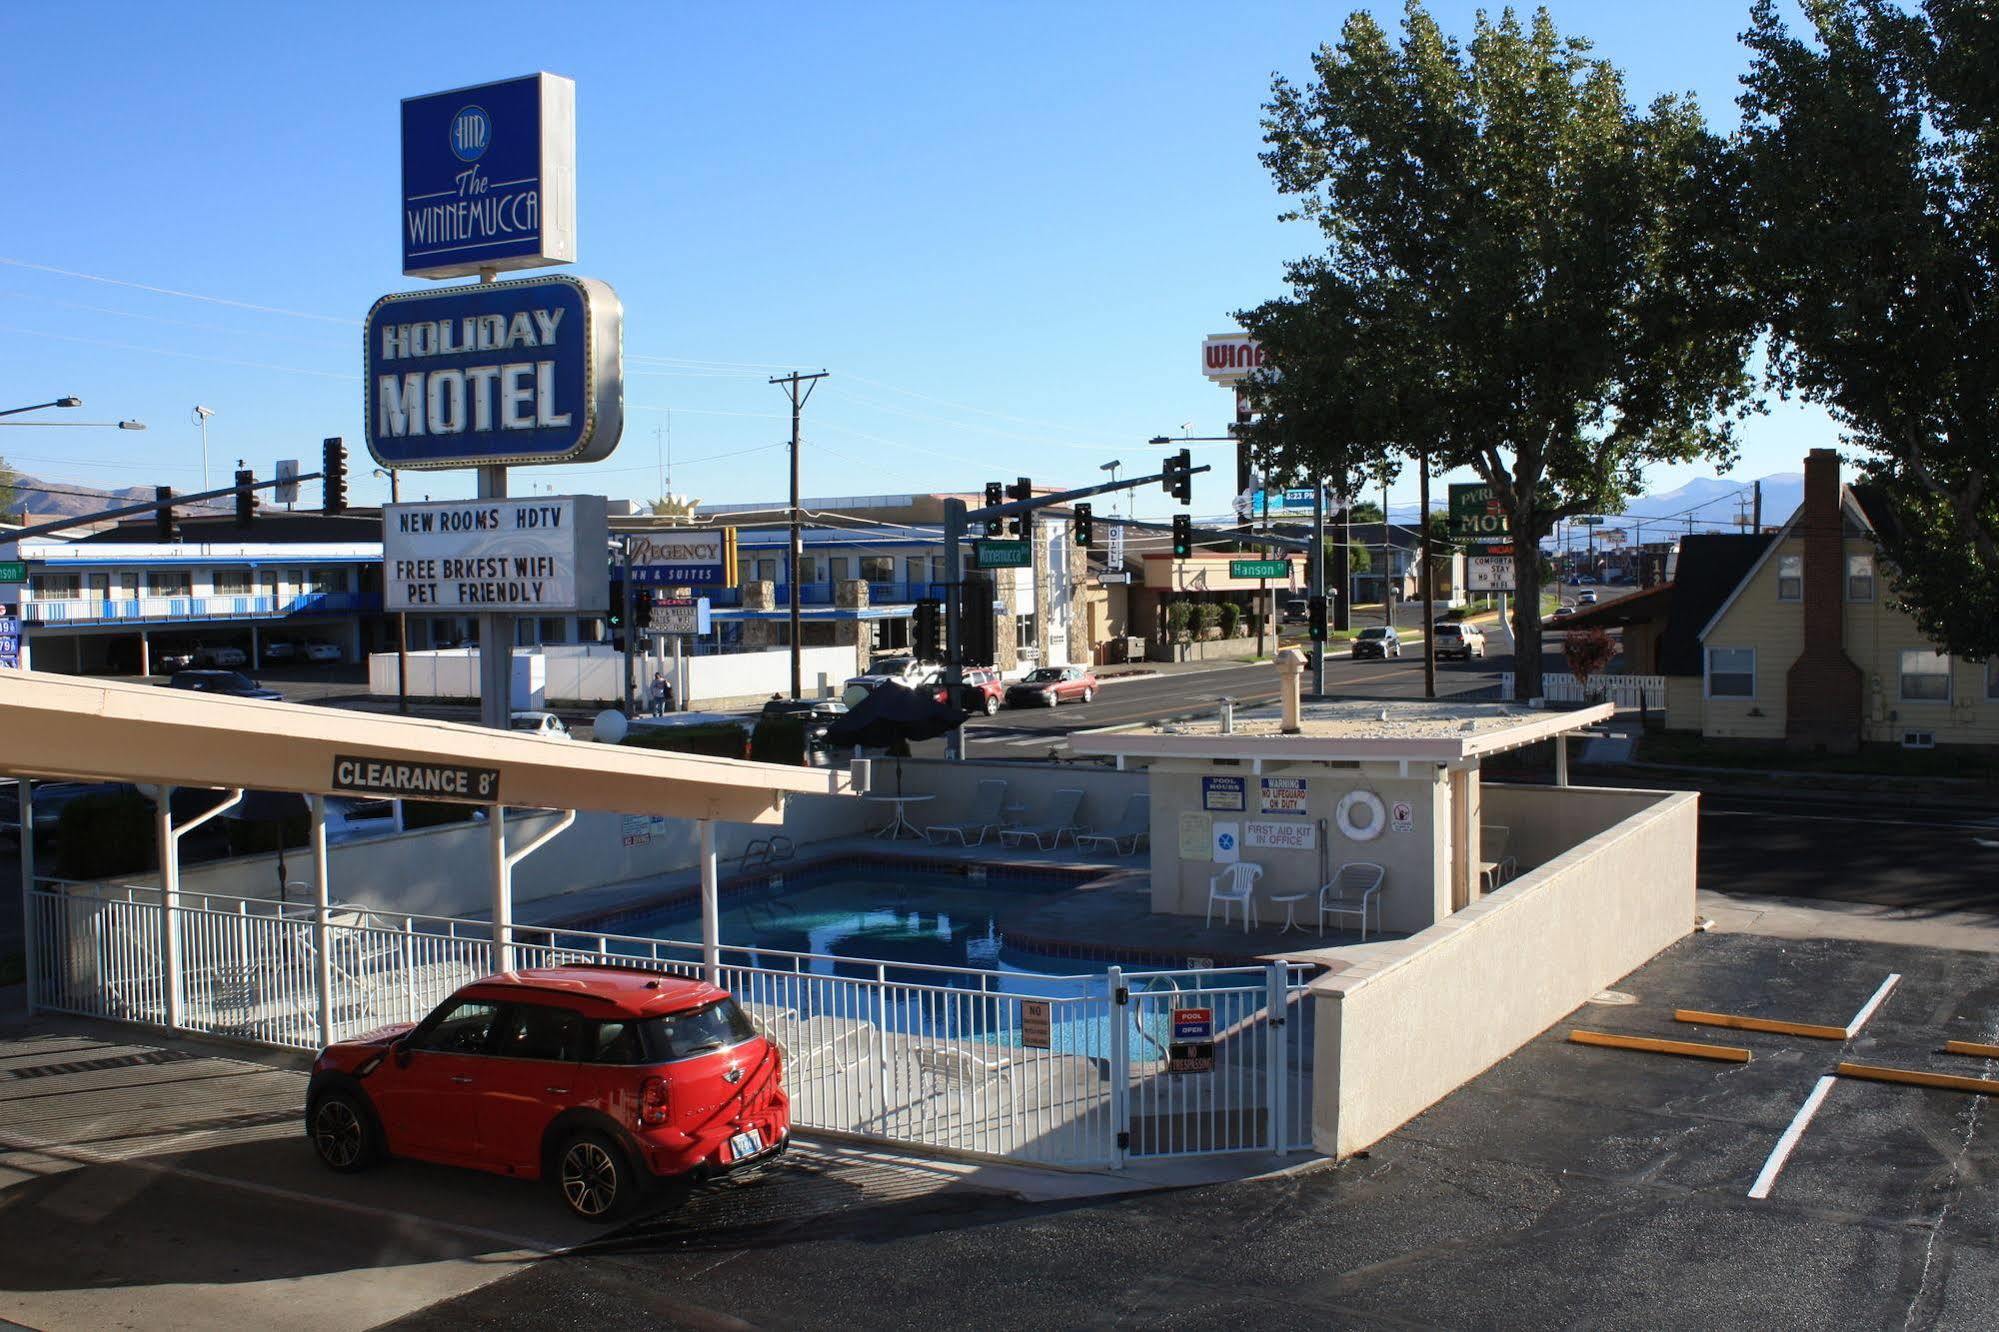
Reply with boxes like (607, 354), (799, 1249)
(1749, 1075), (1836, 1200)
(1844, 973), (1902, 1037)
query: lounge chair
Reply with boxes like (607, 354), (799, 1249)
(1205, 861), (1264, 931)
(1317, 862), (1386, 938)
(924, 779), (1011, 847)
(1479, 825), (1516, 890)
(997, 788), (1086, 850)
(1074, 793), (1150, 856)
(916, 1044), (1014, 1098)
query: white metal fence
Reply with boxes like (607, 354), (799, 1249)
(28, 882), (1316, 1167)
(1501, 672), (1664, 711)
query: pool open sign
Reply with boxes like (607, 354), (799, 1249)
(1169, 1007), (1215, 1074)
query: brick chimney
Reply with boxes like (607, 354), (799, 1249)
(1784, 448), (1863, 752)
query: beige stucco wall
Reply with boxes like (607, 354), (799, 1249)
(1311, 785), (1697, 1157)
(1144, 760), (1451, 933)
(887, 758), (1146, 836)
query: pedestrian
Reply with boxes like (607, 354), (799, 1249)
(649, 671), (669, 717)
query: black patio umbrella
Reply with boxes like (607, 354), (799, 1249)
(823, 682), (968, 757)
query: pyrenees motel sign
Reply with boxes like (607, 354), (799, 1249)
(364, 275), (623, 471)
(402, 73), (577, 279)
(384, 494), (609, 614)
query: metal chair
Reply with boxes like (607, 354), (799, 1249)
(1317, 862), (1386, 939)
(1205, 861), (1265, 932)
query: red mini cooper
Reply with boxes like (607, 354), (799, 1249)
(306, 966), (789, 1222)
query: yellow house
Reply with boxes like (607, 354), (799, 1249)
(1673, 449), (1999, 751)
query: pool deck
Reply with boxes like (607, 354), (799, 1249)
(511, 834), (1404, 977)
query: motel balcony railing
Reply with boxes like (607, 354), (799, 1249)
(18, 591), (379, 625)
(703, 581), (949, 609)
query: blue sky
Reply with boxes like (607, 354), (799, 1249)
(0, 1), (1830, 526)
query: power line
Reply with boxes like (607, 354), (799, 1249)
(0, 257), (356, 324)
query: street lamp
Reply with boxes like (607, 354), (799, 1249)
(0, 418), (147, 430)
(192, 405), (216, 491)
(1, 397), (83, 418)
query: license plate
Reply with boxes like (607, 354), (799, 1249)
(727, 1128), (763, 1162)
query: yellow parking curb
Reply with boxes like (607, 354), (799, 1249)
(1941, 1040), (1999, 1060)
(1674, 1009), (1849, 1041)
(1836, 1061), (1999, 1096)
(1569, 1029), (1752, 1063)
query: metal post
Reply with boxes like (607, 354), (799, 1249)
(1106, 964), (1128, 1168)
(155, 787), (181, 1031)
(698, 819), (721, 987)
(477, 464), (512, 730)
(309, 794), (332, 1048)
(18, 780), (34, 1015)
(386, 468), (409, 713)
(1419, 451), (1435, 699)
(1310, 482), (1326, 696)
(943, 497), (966, 762)
(489, 804), (511, 972)
(1266, 961), (1287, 1153)
(1555, 734), (1570, 787)
(620, 536), (636, 716)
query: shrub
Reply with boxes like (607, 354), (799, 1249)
(55, 791), (156, 880)
(1564, 627), (1617, 687)
(624, 722), (751, 759)
(1218, 601), (1242, 638)
(1165, 601), (1194, 642)
(750, 714), (808, 766)
(1194, 603), (1223, 638)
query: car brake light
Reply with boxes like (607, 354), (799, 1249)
(639, 1076), (670, 1127)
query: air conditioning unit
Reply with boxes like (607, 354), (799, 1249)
(1901, 731), (1936, 750)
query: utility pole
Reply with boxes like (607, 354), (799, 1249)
(1419, 452), (1435, 699)
(769, 370), (828, 700)
(1752, 479), (1762, 533)
(1380, 469), (1394, 630)
(1310, 479), (1326, 696)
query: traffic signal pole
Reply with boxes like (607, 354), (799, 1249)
(1311, 481), (1326, 696)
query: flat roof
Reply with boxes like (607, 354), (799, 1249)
(0, 672), (848, 823)
(1069, 699), (1613, 764)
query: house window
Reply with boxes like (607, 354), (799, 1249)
(860, 555), (894, 583)
(1847, 553), (1875, 602)
(146, 570), (191, 597)
(1899, 650), (1952, 703)
(213, 569), (253, 596)
(1776, 553), (1803, 601)
(1705, 647), (1755, 699)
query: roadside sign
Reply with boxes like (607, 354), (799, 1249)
(1229, 559), (1288, 579)
(972, 539), (1031, 570)
(1468, 555), (1515, 592)
(649, 596), (710, 635)
(384, 495), (610, 614)
(1449, 483), (1511, 548)
(1576, 516), (1606, 526)
(274, 459), (299, 504)
(1169, 1006), (1215, 1074)
(401, 73), (577, 279)
(0, 561), (26, 583)
(0, 615), (19, 670)
(1022, 1000), (1052, 1050)
(630, 528), (735, 587)
(332, 755), (501, 804)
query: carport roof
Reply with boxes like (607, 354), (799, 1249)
(0, 673), (847, 824)
(1070, 699), (1613, 765)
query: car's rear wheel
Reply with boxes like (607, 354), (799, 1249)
(1080, 687), (1094, 703)
(309, 1090), (378, 1173)
(557, 1131), (636, 1223)
(983, 695), (999, 716)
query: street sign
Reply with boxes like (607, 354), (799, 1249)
(1576, 516), (1606, 526)
(401, 73), (577, 279)
(649, 596), (711, 635)
(1468, 555), (1515, 592)
(1169, 1006), (1215, 1074)
(274, 459), (299, 504)
(1230, 559), (1288, 579)
(365, 275), (624, 471)
(384, 494), (610, 614)
(629, 529), (736, 586)
(332, 755), (501, 804)
(0, 561), (25, 583)
(972, 539), (1031, 570)
(1449, 483), (1512, 547)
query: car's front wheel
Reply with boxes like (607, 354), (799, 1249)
(556, 1131), (636, 1223)
(984, 695), (999, 716)
(309, 1090), (379, 1174)
(1079, 687), (1094, 704)
(1044, 691), (1060, 708)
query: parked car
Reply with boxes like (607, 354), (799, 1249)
(204, 645), (248, 668)
(956, 667), (1005, 716)
(155, 645), (202, 672)
(1005, 665), (1098, 708)
(0, 780), (142, 850)
(509, 711), (573, 740)
(1552, 604), (1576, 619)
(1578, 590), (1599, 605)
(1433, 623), (1486, 660)
(1351, 626), (1403, 659)
(305, 966), (790, 1222)
(842, 659), (948, 707)
(165, 670), (283, 700)
(302, 641), (343, 663)
(263, 639), (297, 663)
(758, 697), (849, 746)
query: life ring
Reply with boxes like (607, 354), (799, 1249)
(1336, 789), (1386, 841)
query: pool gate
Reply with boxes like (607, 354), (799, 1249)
(28, 880), (1318, 1167)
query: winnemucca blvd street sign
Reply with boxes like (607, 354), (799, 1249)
(972, 539), (1032, 570)
(364, 276), (623, 471)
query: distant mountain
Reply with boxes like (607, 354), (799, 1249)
(3, 471), (228, 524)
(1380, 471), (1804, 538)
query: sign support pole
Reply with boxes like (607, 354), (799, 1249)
(620, 537), (636, 716)
(476, 462), (514, 730)
(1310, 481), (1326, 697)
(943, 497), (966, 762)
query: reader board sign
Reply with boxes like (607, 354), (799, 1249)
(384, 495), (610, 614)
(649, 596), (711, 635)
(1247, 820), (1316, 851)
(332, 755), (501, 804)
(1468, 555), (1515, 592)
(1201, 776), (1245, 812)
(1169, 1007), (1215, 1074)
(629, 528), (736, 587)
(0, 615), (19, 670)
(1021, 1001), (1052, 1051)
(365, 275), (623, 471)
(402, 73), (577, 279)
(1259, 777), (1307, 815)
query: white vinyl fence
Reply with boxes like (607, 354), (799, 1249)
(1501, 672), (1664, 711)
(29, 882), (1314, 1167)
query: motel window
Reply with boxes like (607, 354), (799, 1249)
(1847, 553), (1875, 602)
(829, 556), (851, 583)
(860, 556), (894, 583)
(931, 556), (947, 583)
(754, 558), (777, 584)
(539, 618), (567, 645)
(1705, 647), (1755, 699)
(213, 569), (253, 596)
(1776, 553), (1802, 601)
(29, 573), (80, 600)
(1899, 650), (1952, 703)
(905, 557), (926, 590)
(736, 558), (753, 586)
(795, 556), (819, 585)
(146, 570), (192, 597)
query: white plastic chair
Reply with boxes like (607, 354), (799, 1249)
(1205, 861), (1264, 932)
(1073, 794), (1150, 856)
(1317, 862), (1386, 939)
(924, 779), (1010, 846)
(1479, 824), (1517, 890)
(998, 788), (1086, 850)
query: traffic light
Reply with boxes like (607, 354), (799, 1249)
(633, 587), (656, 630)
(1171, 512), (1193, 558)
(609, 582), (627, 630)
(1163, 448), (1193, 504)
(1073, 502), (1093, 547)
(154, 486), (175, 541)
(1308, 595), (1329, 642)
(322, 437), (348, 514)
(234, 468), (255, 529)
(982, 482), (1004, 536)
(912, 598), (943, 660)
(1006, 476), (1032, 535)
(959, 575), (996, 666)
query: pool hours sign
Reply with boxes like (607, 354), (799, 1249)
(402, 73), (576, 279)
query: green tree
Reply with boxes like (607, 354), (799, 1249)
(1329, 538), (1372, 575)
(1739, 0), (1998, 659)
(1347, 501), (1386, 524)
(1241, 3), (1758, 697)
